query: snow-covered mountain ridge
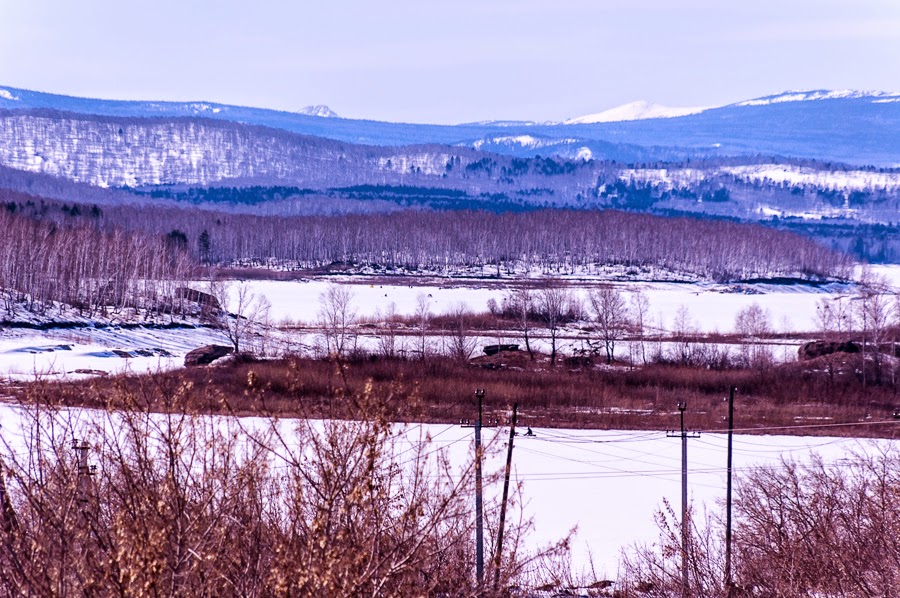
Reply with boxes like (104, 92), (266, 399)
(2, 85), (900, 165)
(0, 112), (463, 188)
(735, 89), (900, 107)
(297, 105), (339, 118)
(565, 89), (900, 122)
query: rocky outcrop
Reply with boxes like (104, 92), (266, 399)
(175, 287), (221, 310)
(184, 344), (233, 367)
(798, 340), (860, 361)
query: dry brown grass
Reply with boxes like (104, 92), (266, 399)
(14, 354), (900, 439)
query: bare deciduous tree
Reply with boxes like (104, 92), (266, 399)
(734, 302), (772, 368)
(414, 293), (431, 360)
(630, 290), (651, 365)
(538, 281), (572, 366)
(319, 284), (357, 359)
(503, 287), (536, 361)
(672, 305), (697, 364)
(856, 275), (893, 385)
(210, 280), (271, 354)
(376, 302), (400, 358)
(589, 284), (630, 364)
(445, 302), (478, 361)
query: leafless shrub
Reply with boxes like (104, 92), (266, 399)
(620, 447), (900, 597)
(0, 377), (571, 596)
(619, 500), (724, 598)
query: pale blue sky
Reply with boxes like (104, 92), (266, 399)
(1, 0), (898, 123)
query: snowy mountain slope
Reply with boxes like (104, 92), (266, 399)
(564, 100), (709, 124)
(0, 110), (599, 204)
(0, 110), (465, 188)
(2, 86), (900, 165)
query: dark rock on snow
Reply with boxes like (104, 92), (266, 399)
(483, 344), (520, 356)
(798, 340), (860, 361)
(184, 344), (233, 367)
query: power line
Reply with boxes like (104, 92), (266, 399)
(696, 418), (900, 435)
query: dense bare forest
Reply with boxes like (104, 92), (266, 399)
(0, 203), (193, 318)
(0, 194), (850, 309)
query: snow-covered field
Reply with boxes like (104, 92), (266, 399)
(2, 265), (898, 381)
(232, 276), (853, 333)
(0, 401), (888, 578)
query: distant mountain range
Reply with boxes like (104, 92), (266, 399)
(2, 86), (899, 166)
(2, 86), (900, 262)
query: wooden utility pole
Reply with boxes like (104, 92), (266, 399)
(474, 389), (485, 591)
(667, 401), (700, 598)
(493, 402), (518, 591)
(725, 386), (736, 597)
(461, 390), (498, 593)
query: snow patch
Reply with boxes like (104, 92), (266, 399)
(0, 89), (19, 101)
(472, 135), (580, 150)
(723, 164), (900, 193)
(576, 146), (593, 161)
(621, 164), (900, 194)
(565, 100), (709, 124)
(187, 103), (223, 114)
(460, 120), (538, 127)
